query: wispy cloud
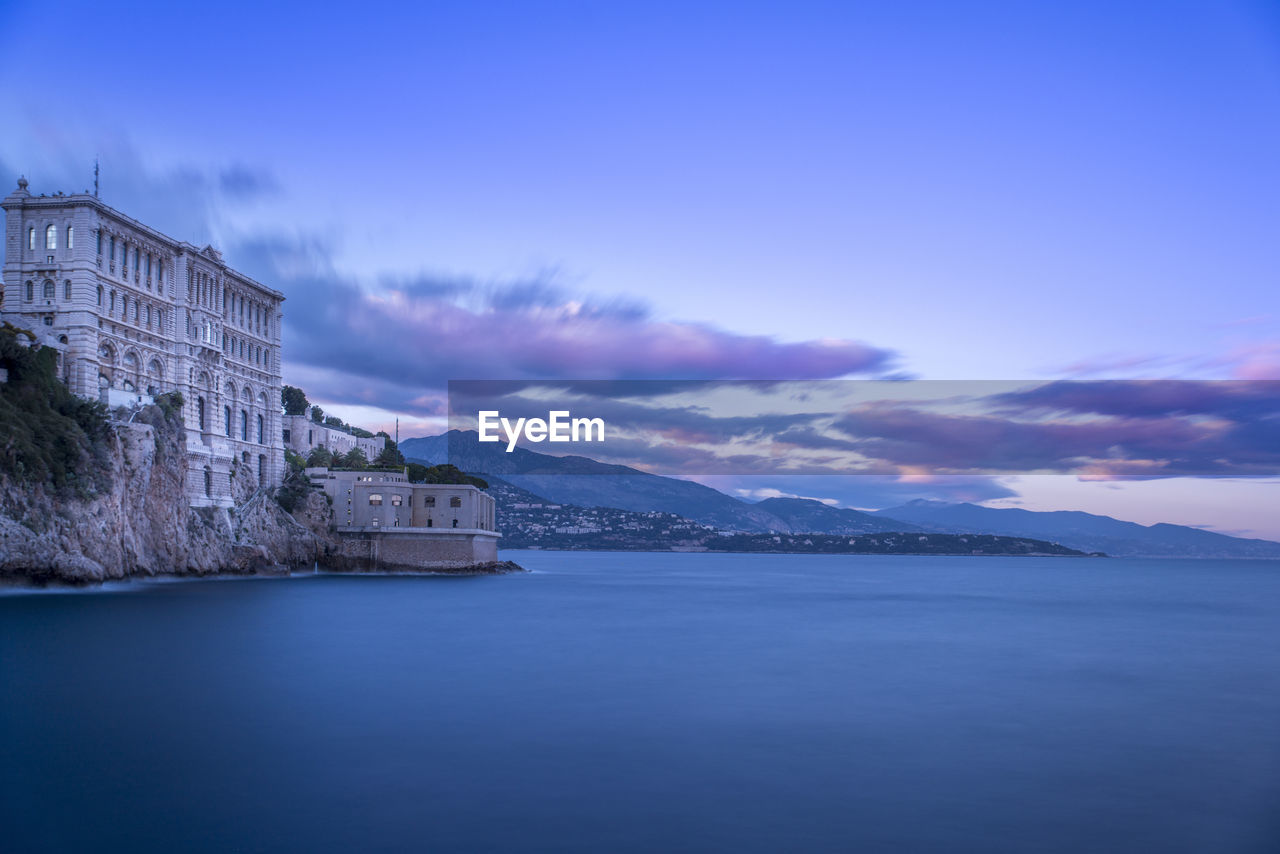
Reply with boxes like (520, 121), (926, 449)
(224, 235), (899, 415)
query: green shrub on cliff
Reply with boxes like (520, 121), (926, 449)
(0, 324), (112, 493)
(405, 462), (487, 489)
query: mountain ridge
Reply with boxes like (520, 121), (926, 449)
(399, 432), (1280, 557)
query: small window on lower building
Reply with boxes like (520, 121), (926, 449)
(449, 496), (462, 508)
(391, 495), (403, 507)
(424, 496), (436, 507)
(369, 494), (383, 506)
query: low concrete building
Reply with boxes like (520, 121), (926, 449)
(307, 467), (499, 569)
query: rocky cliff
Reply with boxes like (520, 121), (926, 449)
(0, 402), (341, 585)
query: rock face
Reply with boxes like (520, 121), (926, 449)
(0, 404), (341, 585)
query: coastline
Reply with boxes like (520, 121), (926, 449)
(0, 559), (527, 591)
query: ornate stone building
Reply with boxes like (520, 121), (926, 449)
(1, 178), (286, 507)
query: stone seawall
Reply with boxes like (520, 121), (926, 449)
(336, 528), (502, 572)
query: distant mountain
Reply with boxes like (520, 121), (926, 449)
(872, 500), (1280, 558)
(400, 431), (790, 532)
(399, 433), (1280, 558)
(751, 497), (920, 534)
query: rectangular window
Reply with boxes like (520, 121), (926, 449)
(450, 496), (462, 508)
(391, 495), (403, 507)
(369, 494), (383, 506)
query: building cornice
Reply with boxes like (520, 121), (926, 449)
(3, 189), (285, 302)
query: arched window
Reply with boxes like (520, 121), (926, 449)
(224, 406), (232, 437)
(67, 226), (74, 249)
(97, 285), (103, 306)
(42, 279), (54, 300)
(121, 295), (128, 319)
(64, 280), (71, 300)
(28, 227), (35, 251)
(46, 225), (57, 250)
(257, 414), (264, 444)
(96, 230), (102, 255)
(156, 309), (163, 328)
(204, 468), (212, 498)
(25, 281), (33, 301)
(144, 304), (150, 324)
(109, 235), (115, 260)
(241, 410), (248, 441)
(197, 397), (207, 431)
(110, 291), (117, 312)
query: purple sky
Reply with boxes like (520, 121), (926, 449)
(2, 1), (1278, 537)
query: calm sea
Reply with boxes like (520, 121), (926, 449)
(3, 552), (1279, 853)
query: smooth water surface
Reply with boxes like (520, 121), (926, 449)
(3, 553), (1280, 853)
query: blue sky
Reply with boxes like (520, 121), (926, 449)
(2, 1), (1278, 534)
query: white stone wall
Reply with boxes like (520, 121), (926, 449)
(283, 413), (386, 461)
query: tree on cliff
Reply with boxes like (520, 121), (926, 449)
(306, 446), (333, 468)
(0, 323), (112, 493)
(340, 447), (369, 470)
(405, 462), (487, 489)
(310, 405), (324, 423)
(375, 436), (406, 467)
(281, 386), (309, 416)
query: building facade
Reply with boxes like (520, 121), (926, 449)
(1, 178), (286, 507)
(309, 468), (497, 531)
(284, 411), (385, 461)
(308, 468), (499, 568)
